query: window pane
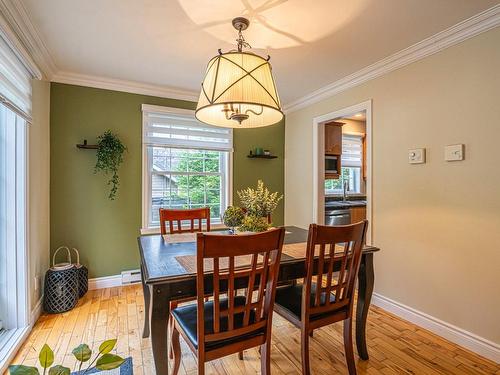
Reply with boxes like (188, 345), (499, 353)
(324, 167), (361, 195)
(188, 155), (204, 172)
(188, 175), (206, 205)
(152, 147), (170, 172)
(148, 146), (227, 227)
(206, 175), (221, 190)
(0, 104), (26, 331)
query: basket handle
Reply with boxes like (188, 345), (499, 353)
(53, 246), (71, 267)
(71, 248), (80, 265)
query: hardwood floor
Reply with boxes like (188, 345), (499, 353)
(8, 284), (500, 374)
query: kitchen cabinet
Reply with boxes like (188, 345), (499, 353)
(324, 121), (343, 155)
(351, 206), (366, 224)
(325, 121), (343, 180)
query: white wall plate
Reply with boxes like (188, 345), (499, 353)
(409, 148), (426, 164)
(445, 144), (465, 161)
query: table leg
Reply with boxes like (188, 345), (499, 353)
(356, 252), (374, 360)
(141, 262), (151, 338)
(151, 286), (170, 375)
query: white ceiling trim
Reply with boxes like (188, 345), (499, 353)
(51, 71), (199, 102)
(0, 0), (56, 79)
(284, 4), (500, 114)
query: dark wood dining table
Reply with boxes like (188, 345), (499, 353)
(138, 226), (380, 375)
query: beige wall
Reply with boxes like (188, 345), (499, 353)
(29, 79), (50, 314)
(285, 27), (500, 343)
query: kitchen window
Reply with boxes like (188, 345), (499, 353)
(325, 134), (363, 195)
(142, 105), (232, 231)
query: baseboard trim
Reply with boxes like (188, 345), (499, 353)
(372, 293), (500, 363)
(88, 274), (123, 290)
(30, 296), (43, 327)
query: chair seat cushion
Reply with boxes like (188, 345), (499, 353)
(171, 295), (264, 350)
(274, 283), (340, 320)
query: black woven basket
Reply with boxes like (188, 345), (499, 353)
(72, 248), (88, 298)
(43, 246), (78, 314)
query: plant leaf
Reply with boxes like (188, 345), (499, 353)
(48, 365), (70, 375)
(8, 365), (40, 375)
(71, 344), (92, 362)
(95, 354), (125, 370)
(98, 339), (117, 354)
(39, 344), (54, 368)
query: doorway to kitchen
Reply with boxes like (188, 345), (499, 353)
(312, 100), (372, 244)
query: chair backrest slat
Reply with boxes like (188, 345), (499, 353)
(159, 207), (211, 234)
(243, 254), (259, 326)
(213, 257), (220, 333)
(196, 228), (285, 353)
(228, 256), (235, 331)
(324, 243), (335, 305)
(303, 221), (368, 318)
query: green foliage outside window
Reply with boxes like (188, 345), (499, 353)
(173, 150), (222, 217)
(152, 148), (224, 220)
(325, 167), (357, 193)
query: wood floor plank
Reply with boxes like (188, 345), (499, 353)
(6, 285), (499, 375)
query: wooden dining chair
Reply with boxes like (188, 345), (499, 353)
(159, 207), (211, 235)
(273, 221), (368, 375)
(159, 207), (211, 359)
(170, 227), (286, 375)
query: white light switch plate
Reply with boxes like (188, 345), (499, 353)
(445, 144), (464, 161)
(409, 148), (425, 164)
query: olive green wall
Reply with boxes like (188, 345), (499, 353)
(50, 83), (284, 278)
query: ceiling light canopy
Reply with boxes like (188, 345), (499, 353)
(195, 17), (283, 128)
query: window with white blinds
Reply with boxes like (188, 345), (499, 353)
(0, 36), (32, 121)
(342, 134), (363, 167)
(325, 134), (364, 195)
(142, 105), (232, 151)
(141, 105), (232, 231)
(0, 29), (31, 349)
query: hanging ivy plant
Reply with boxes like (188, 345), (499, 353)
(94, 130), (126, 200)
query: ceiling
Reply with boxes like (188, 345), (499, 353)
(21, 0), (499, 105)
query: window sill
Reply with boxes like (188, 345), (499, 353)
(140, 223), (227, 235)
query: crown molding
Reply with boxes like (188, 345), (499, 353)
(283, 4), (500, 114)
(0, 0), (57, 79)
(52, 71), (199, 102)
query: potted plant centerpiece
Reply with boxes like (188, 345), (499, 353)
(234, 180), (283, 233)
(223, 206), (245, 234)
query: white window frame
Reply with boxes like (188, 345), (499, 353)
(141, 105), (233, 234)
(325, 132), (364, 196)
(0, 105), (29, 370)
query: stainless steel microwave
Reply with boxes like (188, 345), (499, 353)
(325, 155), (339, 174)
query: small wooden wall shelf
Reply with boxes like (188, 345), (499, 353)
(247, 154), (277, 159)
(76, 140), (98, 149)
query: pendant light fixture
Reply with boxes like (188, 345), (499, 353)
(195, 17), (283, 128)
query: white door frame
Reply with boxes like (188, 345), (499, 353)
(312, 100), (373, 244)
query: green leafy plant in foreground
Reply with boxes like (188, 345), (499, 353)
(94, 130), (126, 200)
(9, 339), (124, 375)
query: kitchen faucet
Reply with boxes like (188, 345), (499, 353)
(343, 179), (349, 201)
